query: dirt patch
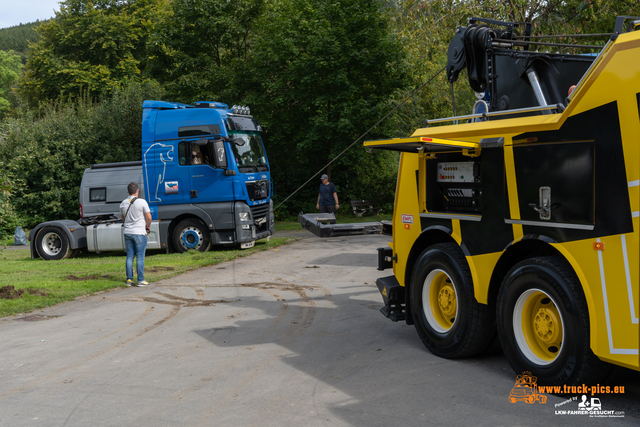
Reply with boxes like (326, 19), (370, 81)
(0, 285), (49, 300)
(66, 275), (110, 281)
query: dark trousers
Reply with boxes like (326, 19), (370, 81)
(319, 205), (336, 214)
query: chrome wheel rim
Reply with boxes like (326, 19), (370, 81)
(41, 232), (62, 257)
(179, 227), (203, 250)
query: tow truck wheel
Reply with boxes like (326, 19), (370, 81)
(497, 257), (609, 386)
(36, 226), (73, 260)
(173, 219), (212, 253)
(410, 243), (494, 358)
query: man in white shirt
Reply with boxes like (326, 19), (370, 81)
(120, 182), (152, 286)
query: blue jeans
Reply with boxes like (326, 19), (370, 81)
(124, 234), (147, 282)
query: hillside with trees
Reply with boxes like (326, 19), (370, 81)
(0, 21), (43, 62)
(0, 0), (638, 238)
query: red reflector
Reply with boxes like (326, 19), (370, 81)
(420, 138), (433, 142)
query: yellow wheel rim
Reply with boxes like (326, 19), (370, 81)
(513, 289), (564, 365)
(423, 269), (458, 333)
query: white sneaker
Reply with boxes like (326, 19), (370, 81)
(136, 281), (149, 287)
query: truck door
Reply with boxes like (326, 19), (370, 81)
(188, 139), (234, 204)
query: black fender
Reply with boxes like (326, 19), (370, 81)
(30, 220), (87, 259)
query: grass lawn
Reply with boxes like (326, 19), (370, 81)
(0, 215), (391, 317)
(0, 237), (295, 318)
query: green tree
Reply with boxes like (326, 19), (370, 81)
(0, 161), (22, 239)
(240, 0), (410, 213)
(388, 0), (640, 135)
(149, 0), (264, 102)
(0, 21), (43, 63)
(0, 50), (22, 117)
(0, 81), (163, 226)
(18, 0), (167, 105)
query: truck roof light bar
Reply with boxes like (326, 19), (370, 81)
(231, 105), (251, 116)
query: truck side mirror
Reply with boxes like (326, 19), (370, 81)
(213, 140), (228, 169)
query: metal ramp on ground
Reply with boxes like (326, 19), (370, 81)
(297, 212), (391, 238)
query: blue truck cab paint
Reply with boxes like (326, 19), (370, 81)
(29, 100), (274, 260)
(141, 100), (274, 251)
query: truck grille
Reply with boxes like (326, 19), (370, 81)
(250, 203), (270, 221)
(246, 180), (269, 201)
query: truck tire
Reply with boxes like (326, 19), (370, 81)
(173, 218), (212, 253)
(410, 243), (494, 358)
(497, 256), (609, 386)
(36, 226), (74, 260)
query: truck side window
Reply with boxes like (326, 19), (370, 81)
(192, 145), (205, 164)
(179, 139), (219, 167)
(90, 187), (106, 202)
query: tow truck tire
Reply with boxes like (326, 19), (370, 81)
(497, 257), (609, 386)
(173, 218), (212, 253)
(36, 226), (74, 260)
(410, 243), (494, 358)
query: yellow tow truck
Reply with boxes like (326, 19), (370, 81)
(367, 16), (640, 386)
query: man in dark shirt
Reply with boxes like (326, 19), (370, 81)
(317, 174), (339, 214)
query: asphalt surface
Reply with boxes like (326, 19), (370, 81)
(1, 231), (639, 426)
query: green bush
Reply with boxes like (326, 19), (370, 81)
(0, 81), (163, 227)
(0, 163), (22, 238)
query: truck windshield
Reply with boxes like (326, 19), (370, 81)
(228, 130), (269, 173)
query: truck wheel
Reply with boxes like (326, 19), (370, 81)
(173, 219), (212, 253)
(36, 227), (74, 260)
(410, 243), (493, 358)
(497, 257), (609, 386)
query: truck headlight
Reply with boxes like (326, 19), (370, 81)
(239, 212), (250, 221)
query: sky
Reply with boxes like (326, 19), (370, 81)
(1, 0), (61, 29)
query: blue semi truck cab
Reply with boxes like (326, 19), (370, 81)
(29, 100), (275, 260)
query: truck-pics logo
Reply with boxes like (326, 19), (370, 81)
(508, 372), (547, 404)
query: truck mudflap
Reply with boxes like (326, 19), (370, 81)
(376, 275), (406, 322)
(297, 212), (391, 237)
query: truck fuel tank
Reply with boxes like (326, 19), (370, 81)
(86, 222), (161, 252)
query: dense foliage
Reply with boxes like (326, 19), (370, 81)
(0, 22), (42, 62)
(238, 0), (409, 213)
(18, 0), (166, 105)
(150, 0), (264, 102)
(0, 82), (162, 232)
(0, 0), (638, 234)
(0, 50), (22, 118)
